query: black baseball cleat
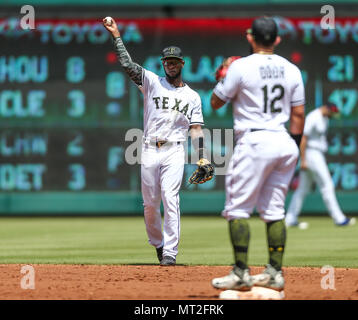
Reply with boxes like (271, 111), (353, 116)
(156, 246), (163, 263)
(160, 256), (176, 266)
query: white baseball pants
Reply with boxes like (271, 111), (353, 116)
(141, 142), (185, 259)
(222, 130), (299, 222)
(286, 148), (347, 225)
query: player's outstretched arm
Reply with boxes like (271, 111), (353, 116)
(102, 17), (143, 87)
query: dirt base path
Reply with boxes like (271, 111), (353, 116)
(0, 264), (357, 300)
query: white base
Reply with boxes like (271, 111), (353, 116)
(219, 287), (285, 300)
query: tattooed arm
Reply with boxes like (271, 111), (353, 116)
(102, 18), (143, 87)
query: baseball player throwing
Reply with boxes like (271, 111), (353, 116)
(210, 17), (305, 291)
(103, 18), (213, 266)
(286, 103), (356, 228)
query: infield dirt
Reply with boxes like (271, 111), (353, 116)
(0, 264), (357, 300)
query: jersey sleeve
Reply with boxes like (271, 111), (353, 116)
(213, 62), (241, 102)
(113, 37), (143, 87)
(141, 69), (158, 93)
(189, 93), (204, 126)
(303, 112), (315, 136)
(291, 67), (305, 107)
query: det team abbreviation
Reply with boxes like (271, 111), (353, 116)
(0, 133), (46, 191)
(0, 131), (126, 191)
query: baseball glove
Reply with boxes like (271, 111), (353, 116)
(188, 158), (215, 185)
(215, 56), (241, 82)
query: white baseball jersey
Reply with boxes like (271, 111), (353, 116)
(218, 53), (304, 221)
(141, 69), (204, 142)
(303, 108), (329, 152)
(285, 147), (347, 225)
(286, 107), (347, 225)
(139, 68), (204, 260)
(213, 54), (305, 133)
(112, 37), (204, 262)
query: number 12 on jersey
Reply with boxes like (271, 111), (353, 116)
(261, 84), (284, 113)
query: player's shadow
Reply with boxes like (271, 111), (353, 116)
(129, 263), (187, 266)
(187, 294), (218, 299)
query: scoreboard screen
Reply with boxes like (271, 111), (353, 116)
(1, 15), (358, 212)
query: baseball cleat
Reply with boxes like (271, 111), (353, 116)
(252, 264), (284, 291)
(212, 267), (253, 291)
(336, 217), (356, 226)
(160, 256), (176, 266)
(156, 246), (163, 263)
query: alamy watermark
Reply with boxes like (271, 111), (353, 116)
(20, 5), (35, 30)
(124, 128), (234, 176)
(320, 265), (336, 290)
(320, 5), (335, 30)
(20, 265), (35, 290)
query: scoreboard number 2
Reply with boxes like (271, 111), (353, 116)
(327, 55), (354, 82)
(67, 134), (84, 157)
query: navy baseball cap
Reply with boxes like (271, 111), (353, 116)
(247, 17), (278, 46)
(161, 46), (184, 60)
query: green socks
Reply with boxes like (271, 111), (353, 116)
(229, 219), (250, 270)
(229, 218), (286, 272)
(266, 220), (286, 271)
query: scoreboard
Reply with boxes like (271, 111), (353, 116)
(1, 16), (358, 213)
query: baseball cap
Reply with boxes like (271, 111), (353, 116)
(326, 102), (339, 113)
(247, 16), (278, 46)
(161, 46), (184, 60)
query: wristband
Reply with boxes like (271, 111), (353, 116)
(290, 134), (302, 148)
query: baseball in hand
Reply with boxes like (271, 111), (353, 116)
(104, 17), (113, 26)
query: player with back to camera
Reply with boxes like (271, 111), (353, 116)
(102, 17), (214, 266)
(210, 17), (305, 291)
(285, 103), (356, 228)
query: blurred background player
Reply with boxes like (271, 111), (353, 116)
(103, 18), (212, 266)
(285, 103), (356, 228)
(209, 16), (305, 292)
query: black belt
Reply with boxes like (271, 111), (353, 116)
(156, 141), (166, 148)
(249, 128), (265, 132)
(154, 141), (180, 148)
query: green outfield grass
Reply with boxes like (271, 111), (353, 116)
(0, 216), (356, 268)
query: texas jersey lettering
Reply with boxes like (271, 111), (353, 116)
(141, 70), (203, 142)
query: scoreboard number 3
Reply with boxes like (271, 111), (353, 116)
(68, 164), (86, 190)
(68, 90), (85, 117)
